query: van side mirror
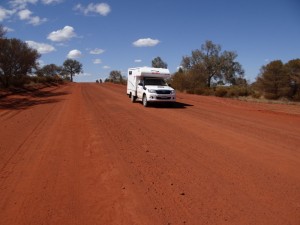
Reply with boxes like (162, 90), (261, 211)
(138, 82), (143, 86)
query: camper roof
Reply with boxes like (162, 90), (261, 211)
(129, 67), (170, 77)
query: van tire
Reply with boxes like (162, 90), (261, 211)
(131, 94), (136, 103)
(142, 95), (148, 107)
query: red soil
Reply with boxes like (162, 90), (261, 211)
(0, 83), (299, 225)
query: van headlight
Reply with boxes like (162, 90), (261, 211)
(171, 90), (176, 94)
(148, 89), (156, 93)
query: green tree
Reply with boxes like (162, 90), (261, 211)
(37, 64), (62, 77)
(108, 70), (122, 83)
(152, 56), (168, 68)
(62, 59), (83, 82)
(171, 65), (208, 93)
(285, 59), (300, 100)
(0, 38), (40, 87)
(256, 60), (290, 99)
(171, 68), (187, 92)
(181, 40), (244, 87)
(221, 51), (245, 85)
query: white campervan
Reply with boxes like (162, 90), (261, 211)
(127, 67), (176, 107)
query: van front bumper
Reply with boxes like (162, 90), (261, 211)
(147, 94), (176, 102)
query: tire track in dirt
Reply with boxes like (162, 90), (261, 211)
(0, 84), (80, 225)
(87, 83), (300, 224)
(1, 83), (300, 225)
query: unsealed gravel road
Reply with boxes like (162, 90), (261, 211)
(1, 83), (300, 225)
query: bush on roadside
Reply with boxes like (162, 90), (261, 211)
(251, 91), (262, 99)
(264, 92), (279, 100)
(214, 86), (253, 98)
(215, 87), (228, 97)
(0, 75), (65, 92)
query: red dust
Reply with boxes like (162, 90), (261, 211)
(0, 83), (299, 225)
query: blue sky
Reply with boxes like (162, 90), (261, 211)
(1, 0), (299, 82)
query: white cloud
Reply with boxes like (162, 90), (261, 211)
(29, 16), (47, 25)
(90, 48), (105, 54)
(0, 6), (15, 21)
(18, 9), (31, 19)
(133, 38), (160, 47)
(93, 59), (102, 64)
(2, 1), (49, 25)
(9, 0), (38, 10)
(67, 49), (82, 58)
(47, 26), (76, 42)
(134, 59), (142, 63)
(5, 0), (61, 24)
(3, 26), (14, 32)
(74, 3), (111, 16)
(25, 40), (56, 54)
(42, 0), (63, 4)
(92, 3), (111, 16)
(103, 65), (110, 69)
(18, 9), (46, 25)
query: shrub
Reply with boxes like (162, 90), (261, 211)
(293, 91), (300, 101)
(215, 87), (228, 97)
(10, 75), (31, 87)
(251, 91), (261, 99)
(264, 92), (279, 100)
(193, 87), (205, 95)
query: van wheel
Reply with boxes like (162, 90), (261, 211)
(131, 94), (136, 103)
(142, 95), (148, 107)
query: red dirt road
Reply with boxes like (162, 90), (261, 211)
(1, 83), (300, 225)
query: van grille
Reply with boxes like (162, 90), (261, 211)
(156, 90), (171, 94)
(157, 97), (171, 100)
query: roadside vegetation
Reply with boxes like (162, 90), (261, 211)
(104, 57), (168, 85)
(170, 57), (300, 102)
(169, 41), (300, 102)
(104, 42), (300, 102)
(105, 70), (127, 85)
(1, 24), (299, 102)
(0, 25), (82, 92)
(254, 59), (300, 101)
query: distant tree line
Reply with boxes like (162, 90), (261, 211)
(105, 57), (168, 85)
(105, 70), (126, 85)
(169, 40), (300, 101)
(104, 42), (300, 101)
(254, 59), (300, 100)
(2, 22), (299, 101)
(0, 24), (82, 89)
(169, 41), (249, 97)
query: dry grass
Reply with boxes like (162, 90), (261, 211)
(237, 96), (300, 105)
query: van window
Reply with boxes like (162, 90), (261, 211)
(144, 78), (167, 86)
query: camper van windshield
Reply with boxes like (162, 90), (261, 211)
(144, 78), (167, 86)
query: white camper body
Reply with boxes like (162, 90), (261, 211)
(127, 67), (176, 107)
